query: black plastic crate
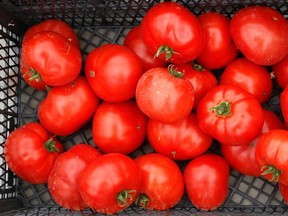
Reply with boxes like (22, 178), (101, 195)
(0, 0), (288, 215)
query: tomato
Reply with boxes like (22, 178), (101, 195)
(220, 57), (273, 103)
(92, 99), (148, 154)
(184, 154), (230, 210)
(123, 26), (166, 72)
(48, 144), (102, 210)
(134, 153), (184, 210)
(147, 113), (212, 160)
(38, 76), (99, 136)
(136, 66), (194, 124)
(221, 110), (284, 177)
(278, 182), (288, 204)
(85, 44), (143, 102)
(79, 153), (140, 214)
(273, 55), (288, 89)
(255, 129), (288, 184)
(4, 122), (64, 184)
(197, 84), (264, 146)
(196, 12), (238, 69)
(140, 2), (204, 64)
(174, 62), (217, 109)
(280, 85), (288, 123)
(230, 6), (288, 66)
(21, 31), (82, 86)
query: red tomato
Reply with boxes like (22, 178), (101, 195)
(123, 26), (166, 72)
(4, 122), (64, 184)
(21, 31), (82, 86)
(38, 76), (99, 136)
(136, 66), (194, 124)
(92, 99), (148, 154)
(174, 62), (218, 109)
(221, 110), (284, 177)
(278, 182), (288, 204)
(280, 86), (288, 123)
(134, 153), (184, 210)
(85, 44), (143, 102)
(197, 84), (264, 146)
(196, 12), (238, 69)
(220, 58), (273, 103)
(79, 153), (140, 214)
(230, 6), (288, 66)
(140, 2), (204, 64)
(184, 154), (230, 210)
(48, 144), (102, 210)
(273, 55), (288, 89)
(147, 113), (212, 160)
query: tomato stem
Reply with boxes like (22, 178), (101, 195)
(261, 165), (282, 182)
(44, 136), (60, 153)
(117, 189), (135, 207)
(168, 64), (184, 78)
(193, 63), (204, 72)
(24, 67), (42, 83)
(155, 45), (179, 61)
(135, 193), (150, 209)
(210, 101), (231, 117)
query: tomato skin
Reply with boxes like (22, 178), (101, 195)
(79, 153), (140, 214)
(134, 153), (184, 210)
(278, 182), (288, 204)
(230, 6), (288, 66)
(280, 86), (288, 123)
(92, 99), (148, 154)
(140, 2), (204, 64)
(220, 58), (273, 103)
(136, 67), (194, 124)
(273, 55), (288, 89)
(221, 110), (284, 177)
(197, 84), (264, 146)
(196, 12), (238, 70)
(85, 44), (143, 102)
(184, 154), (230, 210)
(4, 122), (64, 184)
(38, 76), (99, 136)
(147, 113), (212, 160)
(48, 144), (102, 211)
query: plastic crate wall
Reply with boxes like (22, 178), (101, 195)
(0, 0), (288, 215)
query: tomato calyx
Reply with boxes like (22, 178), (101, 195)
(193, 63), (204, 72)
(135, 193), (150, 208)
(210, 101), (231, 117)
(44, 136), (60, 153)
(24, 67), (42, 83)
(168, 64), (184, 78)
(155, 45), (179, 61)
(261, 165), (282, 182)
(117, 189), (136, 207)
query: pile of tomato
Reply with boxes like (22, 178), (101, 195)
(3, 2), (288, 214)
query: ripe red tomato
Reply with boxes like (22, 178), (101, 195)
(79, 153), (140, 214)
(184, 154), (230, 210)
(278, 182), (288, 204)
(220, 57), (273, 103)
(230, 6), (288, 66)
(48, 144), (102, 210)
(196, 12), (238, 69)
(21, 31), (82, 86)
(134, 153), (184, 210)
(4, 122), (64, 184)
(123, 26), (166, 72)
(38, 76), (99, 136)
(221, 110), (284, 177)
(85, 44), (143, 102)
(280, 86), (288, 123)
(273, 55), (288, 89)
(140, 2), (204, 64)
(197, 84), (264, 146)
(92, 99), (148, 154)
(147, 113), (212, 160)
(255, 129), (288, 184)
(136, 66), (194, 124)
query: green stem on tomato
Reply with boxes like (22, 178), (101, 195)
(261, 165), (282, 182)
(209, 101), (231, 117)
(135, 193), (150, 209)
(193, 63), (204, 72)
(44, 136), (60, 153)
(24, 67), (42, 83)
(117, 189), (136, 207)
(167, 64), (184, 78)
(155, 45), (179, 61)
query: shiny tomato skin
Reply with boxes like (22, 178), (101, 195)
(38, 76), (99, 136)
(184, 154), (230, 210)
(123, 26), (166, 72)
(4, 122), (64, 184)
(230, 6), (288, 66)
(280, 86), (288, 123)
(197, 84), (264, 146)
(147, 113), (212, 160)
(85, 44), (143, 102)
(136, 67), (194, 124)
(92, 99), (148, 154)
(273, 55), (288, 89)
(278, 182), (288, 204)
(196, 12), (239, 70)
(221, 110), (284, 177)
(134, 153), (184, 210)
(140, 2), (204, 64)
(48, 144), (102, 211)
(79, 153), (140, 214)
(21, 31), (82, 86)
(220, 57), (273, 103)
